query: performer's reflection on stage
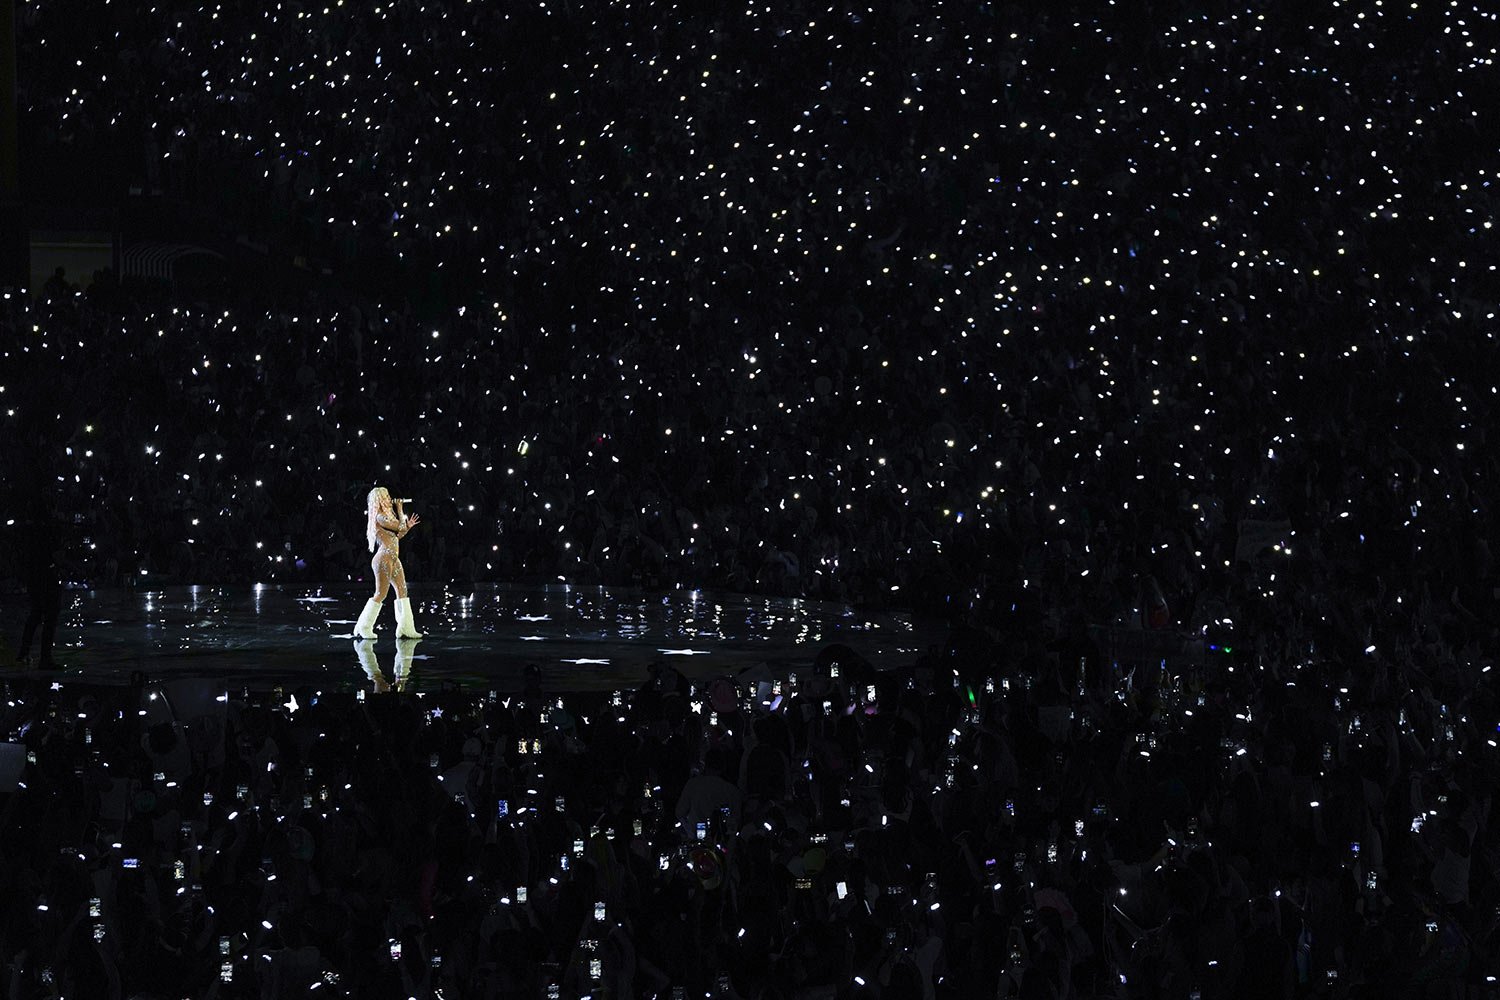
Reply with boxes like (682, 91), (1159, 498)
(352, 638), (422, 692)
(393, 638), (420, 690)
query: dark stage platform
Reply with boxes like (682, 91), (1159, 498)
(3, 583), (946, 692)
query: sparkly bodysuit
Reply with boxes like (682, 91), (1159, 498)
(371, 510), (411, 596)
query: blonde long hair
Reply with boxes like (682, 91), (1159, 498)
(366, 486), (390, 553)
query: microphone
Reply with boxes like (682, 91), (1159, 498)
(396, 499), (413, 505)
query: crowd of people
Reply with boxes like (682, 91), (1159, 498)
(3, 0), (1499, 994)
(1, 636), (1496, 998)
(9, 1), (1496, 622)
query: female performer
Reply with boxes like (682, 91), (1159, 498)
(354, 487), (423, 639)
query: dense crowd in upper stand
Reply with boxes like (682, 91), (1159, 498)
(9, 0), (1499, 617)
(1, 640), (1498, 999)
(2, 21), (1500, 626)
(9, 1), (1498, 619)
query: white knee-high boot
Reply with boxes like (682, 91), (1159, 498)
(395, 597), (422, 639)
(355, 598), (383, 639)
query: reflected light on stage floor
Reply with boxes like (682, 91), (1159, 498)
(7, 583), (946, 692)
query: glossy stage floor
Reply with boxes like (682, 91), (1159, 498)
(5, 584), (947, 692)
